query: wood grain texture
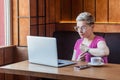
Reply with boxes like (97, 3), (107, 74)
(46, 0), (56, 23)
(109, 0), (120, 22)
(38, 0), (45, 16)
(0, 48), (4, 65)
(13, 47), (28, 63)
(0, 60), (120, 80)
(46, 24), (55, 37)
(4, 47), (14, 64)
(96, 0), (108, 22)
(30, 0), (37, 17)
(12, 0), (18, 45)
(30, 25), (37, 36)
(39, 25), (45, 36)
(55, 0), (61, 22)
(72, 0), (83, 20)
(61, 0), (72, 20)
(30, 18), (37, 25)
(19, 0), (30, 17)
(19, 18), (30, 46)
(38, 17), (45, 24)
(84, 0), (95, 17)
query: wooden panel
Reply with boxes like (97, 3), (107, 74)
(46, 0), (56, 23)
(105, 24), (120, 32)
(84, 0), (95, 17)
(38, 0), (45, 16)
(19, 18), (30, 46)
(4, 47), (14, 64)
(19, 0), (30, 16)
(38, 17), (45, 24)
(39, 25), (45, 36)
(94, 24), (106, 32)
(30, 0), (37, 16)
(0, 48), (4, 80)
(55, 23), (76, 31)
(30, 26), (37, 36)
(96, 0), (108, 22)
(14, 75), (30, 80)
(30, 18), (37, 25)
(109, 0), (120, 22)
(13, 47), (28, 62)
(46, 24), (55, 37)
(5, 74), (13, 80)
(61, 0), (72, 20)
(72, 0), (83, 20)
(0, 48), (4, 65)
(55, 0), (60, 22)
(0, 73), (4, 80)
(56, 23), (120, 33)
(12, 0), (18, 45)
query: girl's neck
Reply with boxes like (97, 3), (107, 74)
(84, 33), (95, 41)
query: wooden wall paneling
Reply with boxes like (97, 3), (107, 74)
(38, 0), (45, 16)
(94, 24), (106, 32)
(39, 25), (45, 36)
(39, 17), (45, 25)
(96, 0), (108, 22)
(30, 0), (37, 17)
(19, 18), (30, 46)
(46, 0), (56, 23)
(14, 75), (30, 80)
(109, 0), (120, 22)
(0, 73), (4, 80)
(106, 24), (120, 32)
(30, 18), (37, 25)
(61, 0), (72, 21)
(83, 0), (95, 18)
(30, 26), (38, 36)
(71, 0), (83, 20)
(38, 18), (45, 36)
(55, 23), (75, 31)
(0, 48), (4, 80)
(0, 48), (4, 65)
(12, 0), (18, 45)
(5, 74), (13, 80)
(55, 0), (60, 22)
(19, 0), (30, 17)
(46, 0), (50, 23)
(46, 0), (56, 36)
(4, 47), (14, 64)
(13, 47), (28, 62)
(30, 76), (40, 80)
(46, 24), (55, 37)
(49, 0), (56, 23)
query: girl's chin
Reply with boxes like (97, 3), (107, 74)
(80, 35), (85, 38)
(80, 36), (84, 38)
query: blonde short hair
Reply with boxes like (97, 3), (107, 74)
(76, 12), (94, 25)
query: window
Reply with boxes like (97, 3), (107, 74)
(0, 0), (5, 46)
(0, 0), (11, 46)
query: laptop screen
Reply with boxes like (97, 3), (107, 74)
(27, 36), (59, 66)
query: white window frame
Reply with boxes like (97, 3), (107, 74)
(4, 0), (11, 45)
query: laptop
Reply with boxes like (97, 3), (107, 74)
(27, 36), (76, 67)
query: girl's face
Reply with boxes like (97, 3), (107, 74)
(76, 21), (93, 38)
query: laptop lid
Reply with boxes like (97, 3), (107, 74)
(27, 36), (76, 67)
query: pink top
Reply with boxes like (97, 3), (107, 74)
(74, 36), (108, 63)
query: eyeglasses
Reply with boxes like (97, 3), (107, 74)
(74, 26), (88, 32)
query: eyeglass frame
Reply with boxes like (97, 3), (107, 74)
(74, 25), (90, 32)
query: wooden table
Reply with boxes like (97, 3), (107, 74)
(0, 60), (120, 80)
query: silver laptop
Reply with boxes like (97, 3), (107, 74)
(27, 36), (76, 67)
